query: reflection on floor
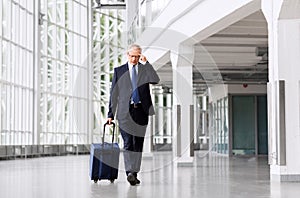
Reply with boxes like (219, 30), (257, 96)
(0, 151), (299, 198)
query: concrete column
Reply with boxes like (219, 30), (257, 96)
(263, 0), (300, 181)
(158, 93), (164, 144)
(166, 93), (172, 144)
(33, 1), (42, 145)
(87, 0), (93, 144)
(171, 44), (194, 166)
(202, 96), (208, 144)
(143, 86), (154, 158)
(193, 95), (199, 145)
(143, 116), (154, 158)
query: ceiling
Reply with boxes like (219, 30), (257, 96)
(156, 10), (268, 95)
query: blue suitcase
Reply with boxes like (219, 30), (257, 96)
(89, 122), (120, 183)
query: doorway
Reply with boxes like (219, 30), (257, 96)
(231, 95), (268, 155)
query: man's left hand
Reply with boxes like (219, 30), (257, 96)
(139, 54), (147, 62)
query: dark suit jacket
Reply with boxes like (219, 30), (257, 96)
(107, 62), (160, 120)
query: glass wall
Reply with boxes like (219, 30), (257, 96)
(0, 0), (125, 146)
(152, 89), (210, 151)
(40, 0), (89, 144)
(153, 88), (172, 150)
(0, 0), (34, 145)
(194, 95), (209, 149)
(210, 97), (229, 154)
(92, 3), (125, 143)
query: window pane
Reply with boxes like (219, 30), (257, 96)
(27, 0), (34, 13)
(47, 59), (54, 92)
(56, 61), (63, 93)
(2, 41), (8, 81)
(2, 0), (10, 39)
(11, 3), (18, 43)
(80, 5), (87, 36)
(27, 14), (33, 51)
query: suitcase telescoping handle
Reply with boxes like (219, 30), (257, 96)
(102, 122), (116, 144)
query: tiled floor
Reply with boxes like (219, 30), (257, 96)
(0, 151), (299, 198)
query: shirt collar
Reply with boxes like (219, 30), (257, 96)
(128, 63), (138, 70)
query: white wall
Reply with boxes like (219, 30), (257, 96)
(228, 84), (267, 94)
(209, 84), (267, 103)
(262, 0), (300, 181)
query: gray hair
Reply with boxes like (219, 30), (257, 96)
(127, 44), (142, 52)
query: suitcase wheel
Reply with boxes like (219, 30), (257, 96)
(110, 179), (115, 183)
(93, 179), (98, 183)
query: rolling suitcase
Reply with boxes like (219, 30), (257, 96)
(89, 122), (120, 183)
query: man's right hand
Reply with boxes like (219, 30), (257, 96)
(107, 118), (113, 124)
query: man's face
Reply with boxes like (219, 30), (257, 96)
(127, 48), (141, 65)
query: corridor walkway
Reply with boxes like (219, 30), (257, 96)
(0, 151), (299, 198)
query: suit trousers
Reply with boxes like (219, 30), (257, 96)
(119, 103), (149, 176)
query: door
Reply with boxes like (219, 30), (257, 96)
(231, 95), (268, 155)
(232, 96), (256, 155)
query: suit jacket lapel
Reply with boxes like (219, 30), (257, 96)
(137, 63), (143, 85)
(124, 63), (133, 89)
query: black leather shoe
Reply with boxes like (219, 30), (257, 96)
(127, 173), (137, 186)
(135, 178), (140, 184)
